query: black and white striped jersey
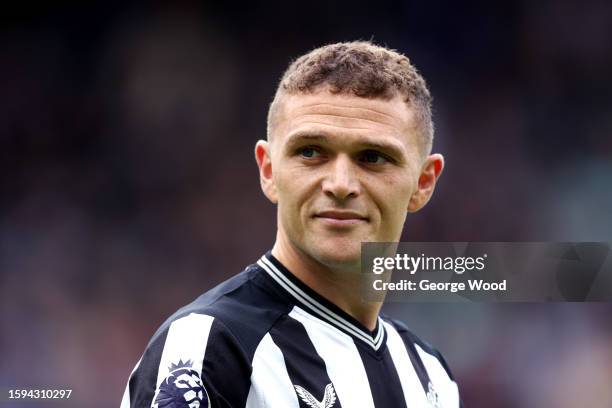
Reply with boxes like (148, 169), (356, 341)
(121, 252), (461, 408)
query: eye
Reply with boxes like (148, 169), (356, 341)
(359, 150), (389, 164)
(298, 146), (321, 158)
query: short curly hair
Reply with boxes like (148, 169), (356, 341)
(267, 41), (434, 154)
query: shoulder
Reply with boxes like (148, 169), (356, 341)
(124, 260), (292, 408)
(153, 262), (292, 360)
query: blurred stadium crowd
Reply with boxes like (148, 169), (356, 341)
(1, 2), (611, 407)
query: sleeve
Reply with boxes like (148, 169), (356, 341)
(121, 313), (252, 408)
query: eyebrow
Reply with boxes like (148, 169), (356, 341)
(284, 131), (407, 161)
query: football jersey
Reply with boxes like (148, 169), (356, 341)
(121, 252), (461, 408)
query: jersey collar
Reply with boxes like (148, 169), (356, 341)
(257, 252), (386, 351)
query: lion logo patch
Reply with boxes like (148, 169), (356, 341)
(152, 359), (210, 408)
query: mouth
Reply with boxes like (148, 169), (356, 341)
(314, 210), (368, 227)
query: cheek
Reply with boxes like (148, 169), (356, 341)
(373, 173), (416, 222)
(275, 174), (309, 233)
(276, 166), (318, 208)
(276, 175), (302, 210)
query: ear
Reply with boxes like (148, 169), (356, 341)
(255, 140), (278, 204)
(408, 153), (444, 213)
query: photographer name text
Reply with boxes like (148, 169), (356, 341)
(372, 279), (507, 293)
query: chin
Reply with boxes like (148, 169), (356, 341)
(308, 239), (362, 271)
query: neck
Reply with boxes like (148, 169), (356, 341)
(271, 232), (382, 331)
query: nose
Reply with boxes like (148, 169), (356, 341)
(322, 154), (360, 200)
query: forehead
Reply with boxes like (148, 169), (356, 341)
(273, 91), (418, 146)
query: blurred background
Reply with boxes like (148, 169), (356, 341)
(1, 1), (611, 407)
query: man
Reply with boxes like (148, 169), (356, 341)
(122, 41), (461, 408)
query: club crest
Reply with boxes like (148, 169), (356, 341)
(426, 381), (441, 408)
(152, 359), (210, 408)
(294, 383), (337, 408)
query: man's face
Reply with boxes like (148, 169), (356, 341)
(257, 90), (443, 270)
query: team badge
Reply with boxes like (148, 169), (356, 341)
(152, 359), (210, 408)
(294, 383), (337, 408)
(426, 381), (441, 408)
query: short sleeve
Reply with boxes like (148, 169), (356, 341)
(121, 313), (252, 408)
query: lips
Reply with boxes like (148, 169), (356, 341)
(314, 210), (368, 227)
(315, 210), (368, 220)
